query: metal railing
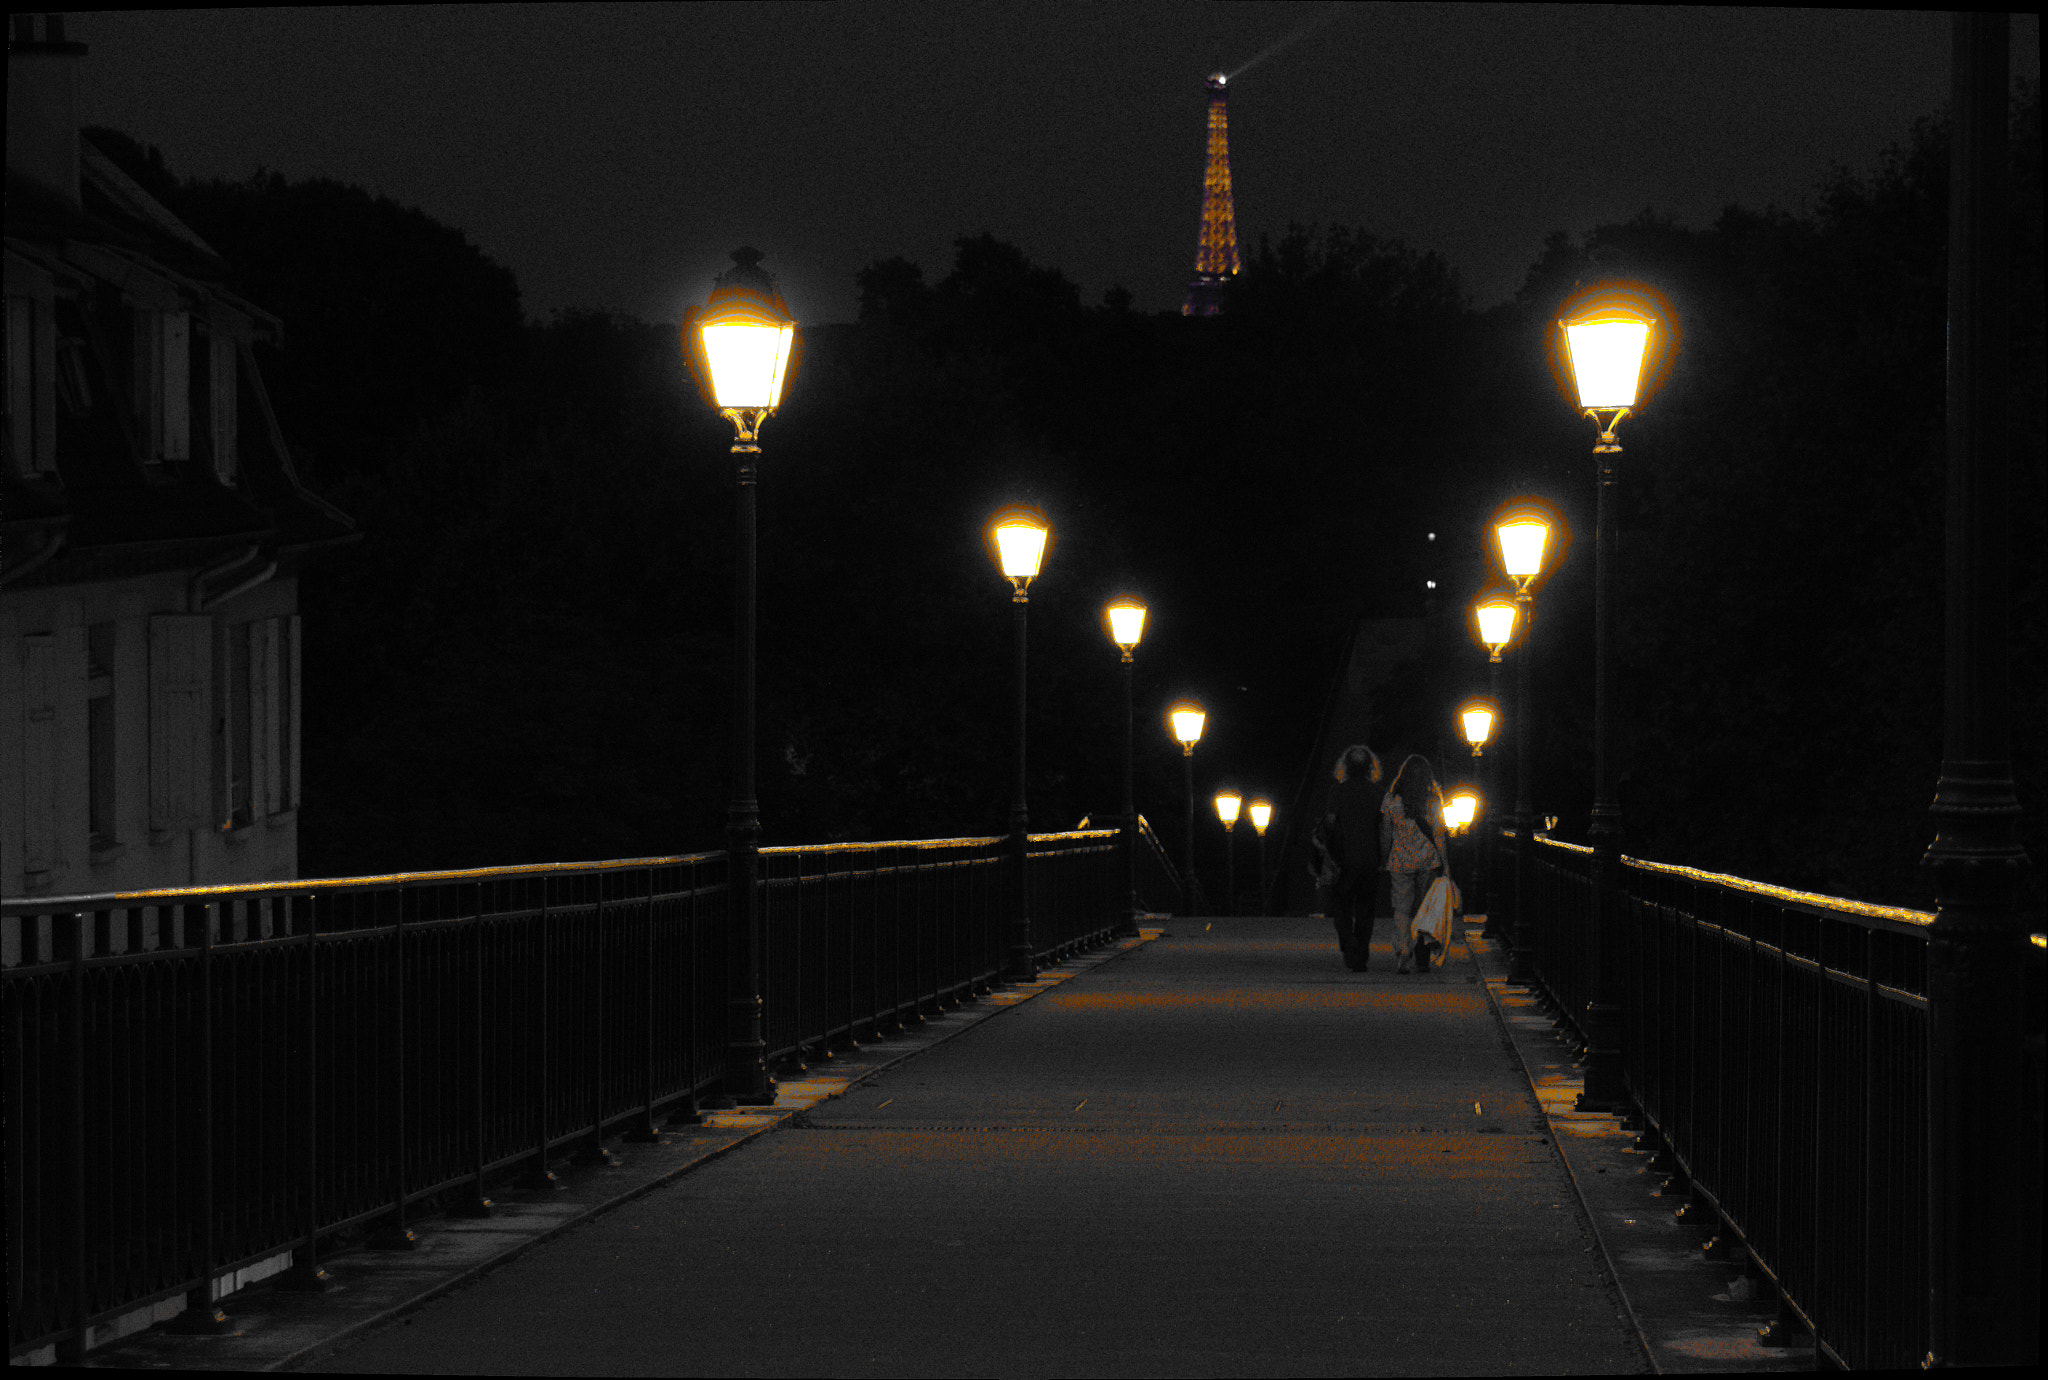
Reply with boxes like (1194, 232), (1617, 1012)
(1502, 829), (1965, 1370)
(3, 829), (1126, 1362)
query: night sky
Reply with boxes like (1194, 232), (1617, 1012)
(72, 3), (2042, 328)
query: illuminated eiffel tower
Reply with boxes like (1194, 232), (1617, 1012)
(1182, 72), (1241, 317)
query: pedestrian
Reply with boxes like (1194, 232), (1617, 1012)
(1380, 754), (1449, 974)
(1325, 743), (1383, 971)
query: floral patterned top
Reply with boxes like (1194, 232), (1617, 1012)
(1380, 791), (1442, 872)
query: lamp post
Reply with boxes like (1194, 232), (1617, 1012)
(1247, 798), (1273, 914)
(681, 247), (796, 1109)
(1558, 297), (1657, 1112)
(1166, 700), (1206, 915)
(989, 505), (1052, 982)
(1103, 598), (1148, 937)
(1213, 789), (1242, 917)
(1923, 15), (2031, 1368)
(1474, 597), (1517, 938)
(1494, 511), (1553, 987)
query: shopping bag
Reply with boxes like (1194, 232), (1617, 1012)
(1411, 875), (1461, 953)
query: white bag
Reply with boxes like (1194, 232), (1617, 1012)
(1411, 875), (1461, 953)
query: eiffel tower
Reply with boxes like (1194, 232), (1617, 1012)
(1182, 72), (1241, 317)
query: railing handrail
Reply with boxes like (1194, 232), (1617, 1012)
(4, 830), (1125, 914)
(0, 852), (725, 911)
(1503, 828), (1937, 929)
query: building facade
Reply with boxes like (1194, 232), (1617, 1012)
(3, 13), (353, 899)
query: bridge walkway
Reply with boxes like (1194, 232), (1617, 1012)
(312, 914), (1646, 1378)
(92, 915), (1814, 1375)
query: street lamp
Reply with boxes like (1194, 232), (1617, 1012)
(1475, 597), (1519, 664)
(1213, 788), (1242, 917)
(1166, 699), (1206, 915)
(680, 246), (797, 1109)
(988, 503), (1052, 981)
(1492, 500), (1558, 988)
(1103, 597), (1148, 936)
(1558, 290), (1659, 1112)
(1458, 696), (1497, 758)
(1247, 797), (1273, 913)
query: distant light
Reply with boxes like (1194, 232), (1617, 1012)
(1427, 532), (1437, 542)
(1213, 790), (1242, 826)
(1104, 597), (1147, 652)
(1496, 520), (1551, 581)
(1476, 599), (1519, 656)
(1247, 799), (1273, 834)
(1426, 580), (1437, 590)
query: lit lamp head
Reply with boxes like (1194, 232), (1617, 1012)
(985, 504), (1052, 600)
(1213, 789), (1242, 832)
(681, 247), (797, 446)
(1458, 696), (1497, 758)
(1559, 301), (1655, 451)
(1103, 596), (1148, 662)
(1475, 597), (1519, 662)
(1495, 516), (1551, 598)
(1444, 790), (1479, 835)
(1247, 798), (1272, 835)
(1166, 699), (1207, 757)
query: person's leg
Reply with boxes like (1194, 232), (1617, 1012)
(1329, 875), (1359, 967)
(1389, 870), (1421, 973)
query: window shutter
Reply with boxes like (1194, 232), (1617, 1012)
(286, 615), (302, 810)
(21, 634), (58, 876)
(211, 334), (238, 484)
(251, 619), (281, 819)
(148, 615), (212, 832)
(161, 311), (190, 461)
(5, 296), (33, 472)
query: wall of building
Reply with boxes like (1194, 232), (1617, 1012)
(2, 570), (299, 897)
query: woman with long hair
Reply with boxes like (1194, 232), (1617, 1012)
(1380, 754), (1449, 973)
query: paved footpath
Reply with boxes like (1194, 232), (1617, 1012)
(304, 917), (1649, 1378)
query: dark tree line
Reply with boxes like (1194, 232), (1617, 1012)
(89, 86), (2041, 911)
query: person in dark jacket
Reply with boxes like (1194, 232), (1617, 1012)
(1324, 743), (1384, 970)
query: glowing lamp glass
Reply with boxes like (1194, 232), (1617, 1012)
(1476, 600), (1518, 649)
(700, 319), (795, 410)
(1247, 799), (1272, 833)
(1214, 791), (1242, 825)
(1462, 707), (1494, 747)
(1496, 520), (1550, 581)
(1562, 319), (1651, 410)
(1106, 600), (1147, 651)
(1169, 706), (1206, 746)
(993, 521), (1049, 580)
